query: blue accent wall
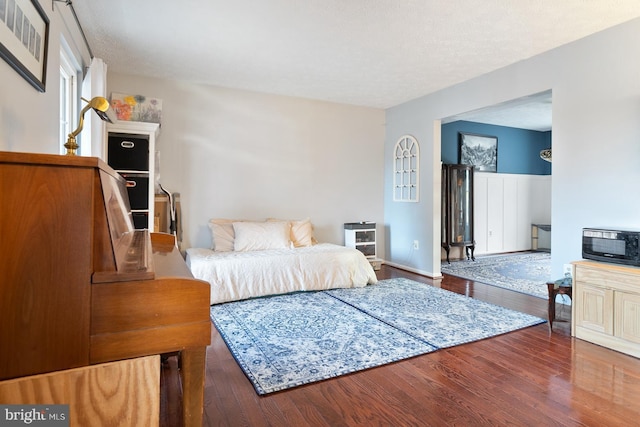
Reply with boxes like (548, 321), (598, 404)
(441, 121), (551, 175)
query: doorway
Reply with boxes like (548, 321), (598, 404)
(439, 90), (552, 261)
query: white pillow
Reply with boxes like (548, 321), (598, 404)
(208, 219), (236, 252)
(233, 221), (291, 251)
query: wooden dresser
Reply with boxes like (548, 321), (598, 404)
(572, 260), (640, 358)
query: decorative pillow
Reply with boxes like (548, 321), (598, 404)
(208, 219), (236, 252)
(267, 218), (316, 247)
(233, 221), (291, 252)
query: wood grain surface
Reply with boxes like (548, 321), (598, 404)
(0, 356), (160, 427)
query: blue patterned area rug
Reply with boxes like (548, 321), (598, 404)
(440, 252), (551, 299)
(210, 290), (436, 395)
(327, 278), (544, 348)
(210, 278), (545, 394)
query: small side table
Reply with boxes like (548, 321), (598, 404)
(532, 224), (551, 252)
(547, 279), (572, 331)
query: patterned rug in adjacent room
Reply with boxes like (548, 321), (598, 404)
(440, 251), (551, 299)
(210, 278), (545, 394)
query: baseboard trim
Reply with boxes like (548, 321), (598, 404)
(382, 260), (443, 280)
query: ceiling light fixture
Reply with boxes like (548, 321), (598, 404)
(540, 148), (552, 162)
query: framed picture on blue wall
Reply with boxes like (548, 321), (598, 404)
(459, 132), (497, 172)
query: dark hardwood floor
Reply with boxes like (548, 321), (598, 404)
(161, 265), (640, 426)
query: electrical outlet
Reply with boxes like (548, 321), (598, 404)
(563, 264), (573, 278)
(413, 240), (419, 250)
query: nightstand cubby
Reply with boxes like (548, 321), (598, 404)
(344, 222), (382, 270)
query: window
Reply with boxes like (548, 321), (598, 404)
(59, 44), (78, 154)
(393, 135), (419, 202)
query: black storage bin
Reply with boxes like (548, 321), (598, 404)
(357, 244), (376, 257)
(121, 173), (149, 210)
(132, 212), (148, 229)
(108, 133), (149, 171)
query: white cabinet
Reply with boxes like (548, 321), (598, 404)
(573, 261), (640, 358)
(344, 222), (381, 270)
(485, 176), (504, 253)
(105, 121), (160, 230)
(473, 173), (551, 255)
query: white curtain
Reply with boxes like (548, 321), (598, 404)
(80, 57), (108, 158)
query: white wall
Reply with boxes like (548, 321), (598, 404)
(0, 2), (386, 256)
(385, 18), (640, 279)
(107, 74), (386, 251)
(0, 2), (90, 154)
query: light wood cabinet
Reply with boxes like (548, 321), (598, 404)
(573, 261), (640, 358)
(615, 291), (640, 345)
(575, 282), (613, 335)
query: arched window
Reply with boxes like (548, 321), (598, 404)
(393, 135), (419, 202)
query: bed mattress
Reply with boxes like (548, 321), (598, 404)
(186, 243), (378, 304)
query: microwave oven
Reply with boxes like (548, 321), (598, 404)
(582, 227), (640, 266)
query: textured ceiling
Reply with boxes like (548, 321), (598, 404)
(444, 91), (553, 131)
(72, 0), (640, 128)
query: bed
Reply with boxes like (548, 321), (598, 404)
(185, 218), (378, 305)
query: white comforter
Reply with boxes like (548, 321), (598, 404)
(186, 243), (378, 305)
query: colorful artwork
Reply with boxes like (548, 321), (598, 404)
(110, 93), (162, 124)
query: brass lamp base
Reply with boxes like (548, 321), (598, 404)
(64, 136), (79, 155)
(62, 96), (116, 156)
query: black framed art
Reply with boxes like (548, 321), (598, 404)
(0, 0), (49, 92)
(459, 132), (498, 172)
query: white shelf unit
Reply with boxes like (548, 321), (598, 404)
(105, 121), (160, 230)
(344, 222), (381, 270)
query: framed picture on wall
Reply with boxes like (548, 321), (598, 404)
(459, 132), (498, 172)
(0, 0), (49, 92)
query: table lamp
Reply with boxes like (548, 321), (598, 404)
(64, 96), (116, 155)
